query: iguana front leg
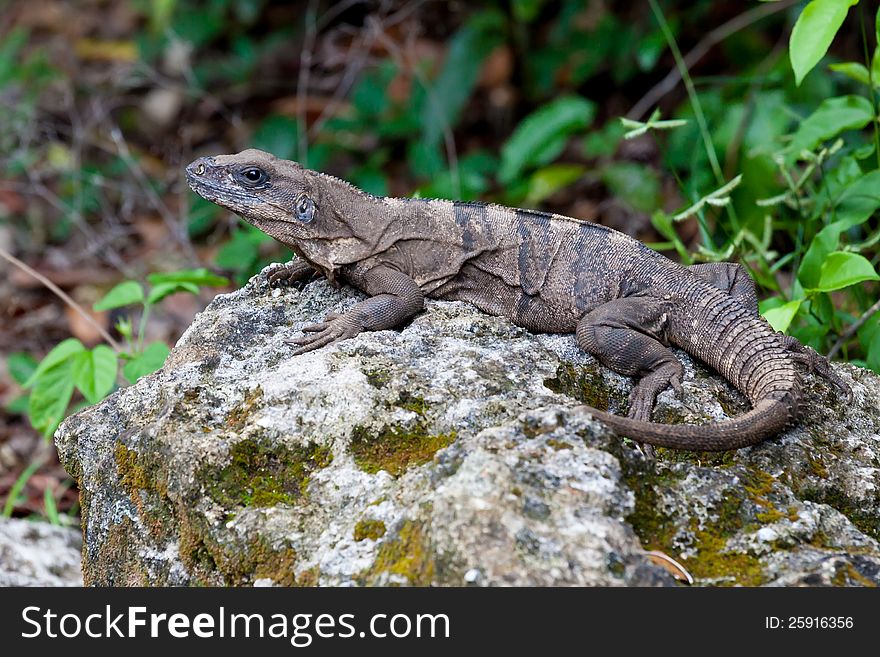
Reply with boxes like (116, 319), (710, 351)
(267, 259), (320, 288)
(285, 264), (424, 355)
(576, 295), (682, 422)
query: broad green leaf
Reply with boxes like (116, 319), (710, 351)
(28, 358), (75, 436)
(71, 345), (117, 405)
(835, 169), (880, 227)
(24, 338), (85, 388)
(123, 341), (170, 384)
(146, 281), (200, 305)
(811, 252), (880, 292)
(800, 170), (880, 287)
(762, 299), (803, 333)
(526, 164), (585, 205)
(828, 62), (872, 86)
(798, 224), (842, 289)
(499, 96), (596, 184)
(790, 0), (859, 85)
(787, 95), (873, 162)
(6, 352), (38, 386)
(94, 281), (145, 311)
(147, 268), (229, 287)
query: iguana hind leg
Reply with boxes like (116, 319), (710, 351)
(689, 263), (851, 399)
(576, 296), (682, 422)
(779, 335), (852, 400)
(688, 262), (759, 316)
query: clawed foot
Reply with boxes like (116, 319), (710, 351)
(266, 261), (317, 289)
(627, 361), (683, 422)
(626, 361), (683, 459)
(784, 341), (852, 402)
(284, 312), (363, 355)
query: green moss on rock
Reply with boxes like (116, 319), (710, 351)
(354, 519), (387, 541)
(544, 362), (627, 412)
(361, 520), (435, 585)
(205, 437), (333, 508)
(623, 463), (766, 586)
(350, 424), (456, 476)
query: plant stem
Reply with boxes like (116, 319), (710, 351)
(828, 297), (880, 359)
(0, 246), (122, 352)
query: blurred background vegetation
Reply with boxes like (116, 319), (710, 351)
(1, 0), (878, 525)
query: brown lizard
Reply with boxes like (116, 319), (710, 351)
(186, 149), (851, 451)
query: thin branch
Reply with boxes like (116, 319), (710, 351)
(0, 246), (122, 352)
(828, 297), (880, 359)
(628, 0), (799, 121)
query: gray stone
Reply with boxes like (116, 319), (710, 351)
(55, 265), (880, 586)
(0, 517), (82, 586)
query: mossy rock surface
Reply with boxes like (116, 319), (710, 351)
(56, 265), (880, 586)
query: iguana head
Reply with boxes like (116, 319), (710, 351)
(185, 148), (385, 281)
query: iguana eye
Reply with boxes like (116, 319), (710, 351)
(295, 196), (316, 223)
(237, 167), (269, 187)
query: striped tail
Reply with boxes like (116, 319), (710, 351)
(582, 286), (801, 451)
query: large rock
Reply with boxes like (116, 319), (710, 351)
(0, 517), (82, 586)
(55, 265), (880, 586)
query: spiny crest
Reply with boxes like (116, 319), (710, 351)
(312, 169), (381, 200)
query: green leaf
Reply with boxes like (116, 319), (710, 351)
(123, 341), (170, 384)
(147, 268), (229, 287)
(44, 486), (60, 525)
(215, 226), (268, 272)
(526, 164), (585, 205)
(6, 394), (29, 415)
(28, 358), (75, 436)
(761, 299), (803, 333)
(828, 62), (872, 86)
(146, 281), (200, 305)
(835, 169), (880, 227)
(787, 95), (873, 162)
(93, 281), (145, 311)
(24, 338), (85, 388)
(499, 96), (596, 184)
(6, 352), (38, 386)
(789, 0), (859, 85)
(2, 459), (42, 517)
(799, 170), (880, 288)
(70, 345), (117, 405)
(811, 252), (880, 292)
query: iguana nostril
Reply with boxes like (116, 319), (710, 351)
(194, 163), (205, 176)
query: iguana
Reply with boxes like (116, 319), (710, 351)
(186, 149), (851, 451)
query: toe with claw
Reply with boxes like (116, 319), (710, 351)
(284, 312), (363, 355)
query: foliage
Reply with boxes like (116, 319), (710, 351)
(7, 269), (228, 438)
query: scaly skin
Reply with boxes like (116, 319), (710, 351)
(186, 149), (851, 451)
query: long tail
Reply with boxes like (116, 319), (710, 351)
(581, 398), (791, 451)
(582, 285), (802, 451)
